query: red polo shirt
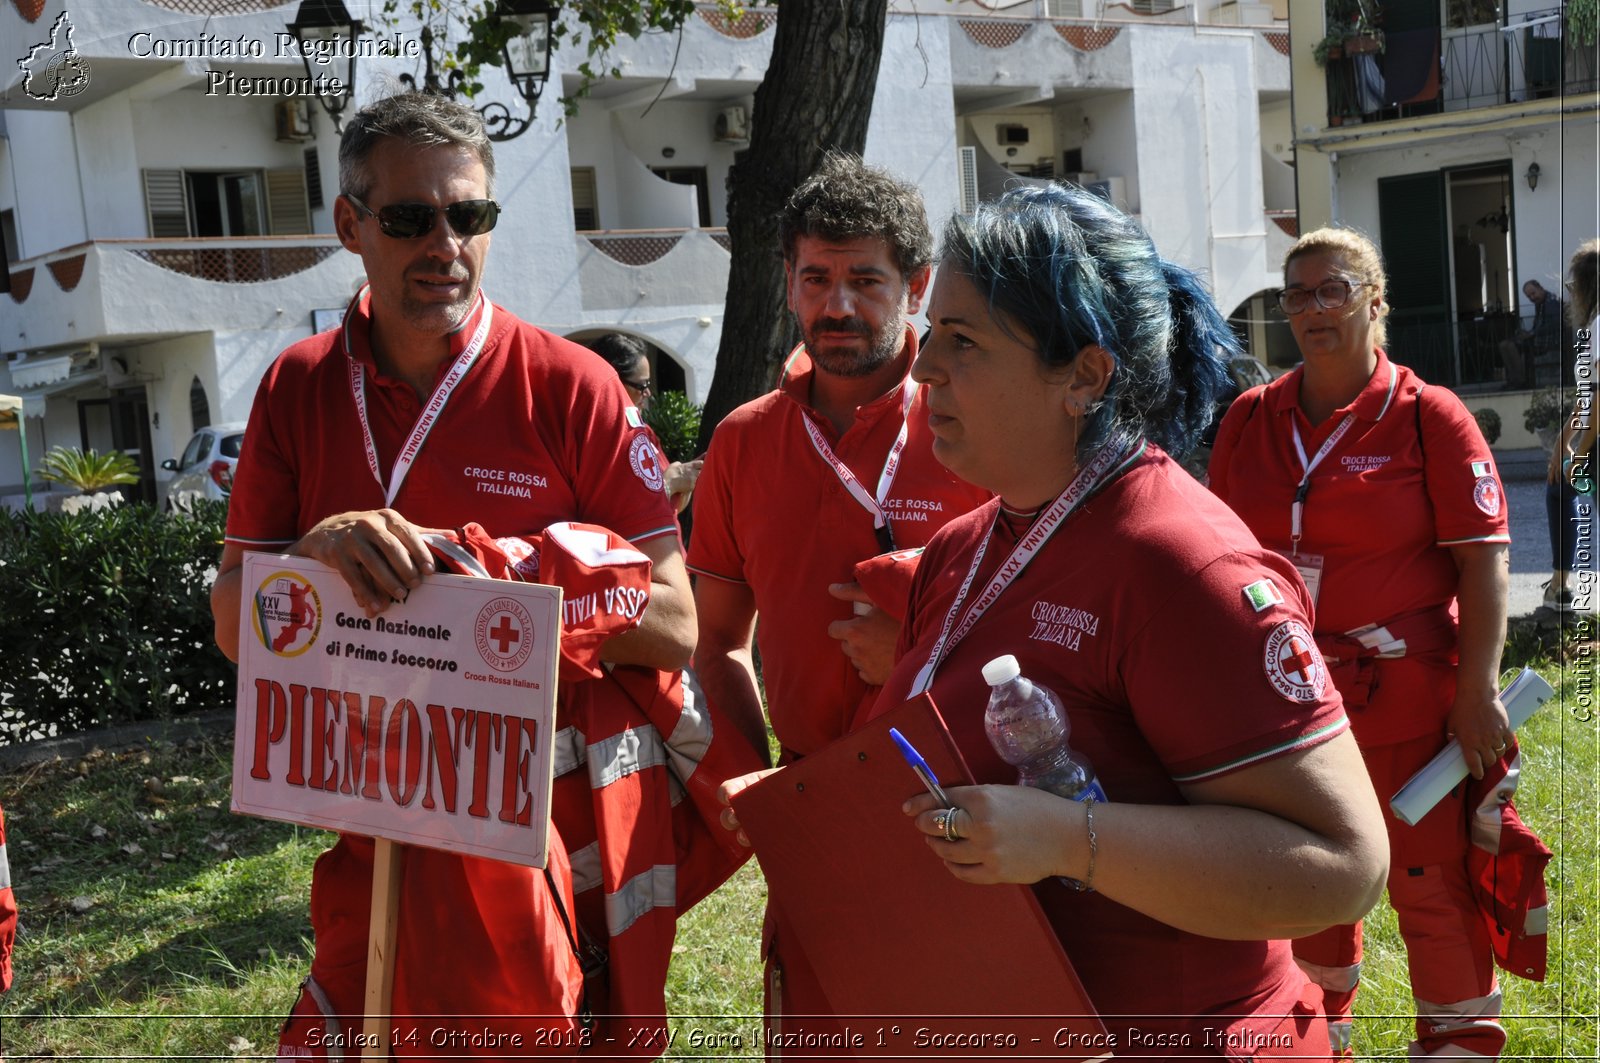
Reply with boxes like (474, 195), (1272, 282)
(687, 331), (990, 757)
(872, 447), (1346, 1038)
(228, 291), (680, 549)
(1208, 349), (1509, 637)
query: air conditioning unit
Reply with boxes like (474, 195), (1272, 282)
(276, 99), (312, 143)
(1061, 171), (1099, 187)
(958, 146), (980, 215)
(1085, 176), (1127, 205)
(714, 106), (750, 142)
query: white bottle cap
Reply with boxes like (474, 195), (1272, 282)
(982, 654), (1021, 687)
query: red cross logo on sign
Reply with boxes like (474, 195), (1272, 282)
(475, 596), (536, 672)
(1264, 619), (1326, 702)
(488, 614), (521, 655)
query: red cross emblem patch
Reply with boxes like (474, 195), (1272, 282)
(475, 596), (536, 672)
(1263, 619), (1327, 702)
(1473, 475), (1501, 517)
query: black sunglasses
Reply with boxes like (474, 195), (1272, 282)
(622, 377), (653, 396)
(345, 194), (501, 239)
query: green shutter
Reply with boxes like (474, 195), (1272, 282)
(1378, 171), (1453, 383)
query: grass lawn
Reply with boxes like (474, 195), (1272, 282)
(0, 653), (1594, 1059)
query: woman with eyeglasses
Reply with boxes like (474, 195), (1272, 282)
(583, 332), (703, 514)
(1209, 227), (1513, 1060)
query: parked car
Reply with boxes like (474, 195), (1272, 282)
(161, 422), (246, 512)
(1180, 354), (1275, 481)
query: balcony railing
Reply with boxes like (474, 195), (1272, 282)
(1387, 311), (1572, 390)
(1324, 6), (1595, 126)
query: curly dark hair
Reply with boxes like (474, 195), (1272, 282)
(779, 151), (933, 279)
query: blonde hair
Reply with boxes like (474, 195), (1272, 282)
(1568, 238), (1599, 328)
(1284, 226), (1390, 349)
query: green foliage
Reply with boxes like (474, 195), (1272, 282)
(1313, 0), (1384, 66)
(1571, 0), (1599, 48)
(1472, 406), (1502, 445)
(36, 446), (140, 492)
(384, 0), (747, 116)
(1525, 387), (1567, 433)
(0, 500), (233, 741)
(643, 390), (703, 464)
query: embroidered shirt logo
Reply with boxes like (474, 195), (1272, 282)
(1028, 600), (1099, 651)
(1263, 619), (1327, 702)
(629, 434), (664, 492)
(1470, 463), (1500, 517)
(1243, 578), (1284, 613)
(1340, 454), (1392, 473)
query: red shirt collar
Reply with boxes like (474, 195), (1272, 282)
(1269, 347), (1400, 424)
(341, 285), (491, 383)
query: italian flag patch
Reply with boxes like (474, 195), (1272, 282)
(625, 407), (645, 429)
(1472, 460), (1492, 477)
(1243, 578), (1284, 613)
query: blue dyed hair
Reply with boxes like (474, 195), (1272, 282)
(939, 184), (1236, 459)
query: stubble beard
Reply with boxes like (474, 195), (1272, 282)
(805, 316), (905, 379)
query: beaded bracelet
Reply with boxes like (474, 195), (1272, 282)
(1067, 795), (1098, 893)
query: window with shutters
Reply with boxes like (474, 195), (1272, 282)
(141, 168), (311, 237)
(571, 168), (599, 230)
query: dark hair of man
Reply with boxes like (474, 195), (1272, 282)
(338, 92), (496, 201)
(582, 333), (649, 377)
(778, 150), (933, 279)
(939, 184), (1234, 460)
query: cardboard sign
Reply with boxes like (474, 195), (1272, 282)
(231, 553), (562, 868)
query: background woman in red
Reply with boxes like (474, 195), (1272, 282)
(1209, 227), (1513, 1058)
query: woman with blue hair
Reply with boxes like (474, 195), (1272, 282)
(865, 186), (1388, 1056)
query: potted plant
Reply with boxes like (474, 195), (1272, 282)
(1524, 388), (1566, 451)
(1473, 407), (1503, 446)
(1313, 0), (1385, 67)
(36, 446), (139, 497)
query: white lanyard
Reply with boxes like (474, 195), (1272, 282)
(800, 376), (918, 537)
(1288, 414), (1356, 550)
(344, 288), (494, 508)
(908, 440), (1144, 696)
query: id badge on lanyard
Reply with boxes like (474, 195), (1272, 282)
(1290, 551), (1325, 605)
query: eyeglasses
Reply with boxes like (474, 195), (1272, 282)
(344, 194), (501, 239)
(622, 378), (653, 397)
(1277, 279), (1372, 316)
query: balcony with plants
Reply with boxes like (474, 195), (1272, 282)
(1317, 0), (1597, 127)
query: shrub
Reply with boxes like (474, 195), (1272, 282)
(1524, 388), (1565, 434)
(643, 391), (704, 464)
(36, 446), (140, 492)
(0, 500), (232, 742)
(1473, 407), (1502, 446)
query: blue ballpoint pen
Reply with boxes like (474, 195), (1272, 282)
(889, 727), (952, 806)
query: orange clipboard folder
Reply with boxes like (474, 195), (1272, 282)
(731, 694), (1108, 1059)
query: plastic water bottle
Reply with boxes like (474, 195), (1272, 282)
(982, 654), (1106, 802)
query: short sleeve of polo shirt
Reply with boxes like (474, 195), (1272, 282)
(226, 351), (313, 548)
(1414, 387), (1511, 547)
(553, 353), (681, 544)
(1207, 385), (1268, 505)
(684, 419), (746, 584)
(1119, 551), (1349, 783)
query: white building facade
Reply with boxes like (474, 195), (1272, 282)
(1, 0), (1297, 504)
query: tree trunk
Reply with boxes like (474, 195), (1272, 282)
(695, 0), (889, 452)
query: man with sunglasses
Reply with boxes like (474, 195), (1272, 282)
(211, 92), (705, 1057)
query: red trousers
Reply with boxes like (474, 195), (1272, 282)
(1295, 730), (1503, 1058)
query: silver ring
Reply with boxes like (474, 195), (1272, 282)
(942, 806), (963, 842)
